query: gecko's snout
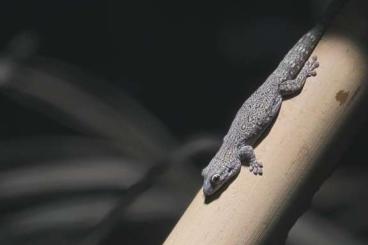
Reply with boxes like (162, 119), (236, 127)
(202, 159), (241, 196)
(203, 179), (217, 196)
(202, 173), (222, 196)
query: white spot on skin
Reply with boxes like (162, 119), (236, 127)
(241, 124), (246, 130)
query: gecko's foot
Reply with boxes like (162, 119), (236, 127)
(249, 161), (263, 175)
(306, 56), (319, 77)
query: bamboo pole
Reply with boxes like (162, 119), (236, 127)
(165, 1), (368, 245)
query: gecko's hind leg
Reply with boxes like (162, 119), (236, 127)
(237, 145), (263, 175)
(279, 56), (319, 97)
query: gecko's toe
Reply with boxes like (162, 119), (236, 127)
(254, 167), (262, 175)
(308, 71), (317, 77)
(249, 162), (263, 175)
(311, 61), (319, 70)
(306, 57), (319, 77)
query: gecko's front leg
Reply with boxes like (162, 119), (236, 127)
(279, 56), (319, 96)
(238, 145), (263, 175)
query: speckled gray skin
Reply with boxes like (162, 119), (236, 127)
(202, 0), (347, 196)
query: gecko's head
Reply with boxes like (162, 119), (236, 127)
(201, 158), (241, 196)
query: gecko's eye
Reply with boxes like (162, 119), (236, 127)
(210, 174), (221, 185)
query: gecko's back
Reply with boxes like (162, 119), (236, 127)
(224, 79), (280, 147)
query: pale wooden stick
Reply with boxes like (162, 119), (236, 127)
(165, 1), (368, 244)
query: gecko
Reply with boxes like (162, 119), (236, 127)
(202, 0), (348, 196)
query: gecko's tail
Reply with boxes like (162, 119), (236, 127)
(278, 0), (348, 77)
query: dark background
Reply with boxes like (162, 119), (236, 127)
(0, 0), (319, 138)
(0, 0), (366, 244)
